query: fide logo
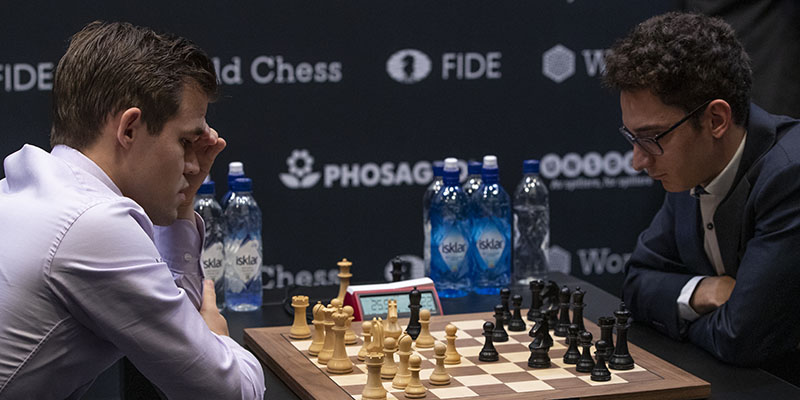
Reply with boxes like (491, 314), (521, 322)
(542, 44), (576, 84)
(386, 49), (432, 84)
(279, 149), (321, 189)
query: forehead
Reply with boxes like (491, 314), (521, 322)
(620, 89), (683, 131)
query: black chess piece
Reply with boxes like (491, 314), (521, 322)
(597, 316), (615, 358)
(571, 287), (586, 333)
(575, 331), (595, 373)
(406, 287), (422, 340)
(554, 285), (571, 337)
(562, 324), (581, 364)
(479, 321), (499, 362)
(500, 288), (512, 325)
(609, 303), (634, 370)
(508, 294), (526, 332)
(391, 257), (404, 282)
(527, 279), (544, 322)
(492, 304), (509, 342)
(529, 317), (553, 349)
(528, 324), (551, 368)
(591, 340), (612, 382)
(545, 308), (559, 335)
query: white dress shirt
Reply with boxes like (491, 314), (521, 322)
(0, 145), (264, 399)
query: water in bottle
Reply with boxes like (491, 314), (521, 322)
(430, 158), (471, 298)
(512, 159), (550, 284)
(223, 177), (263, 311)
(221, 161), (245, 209)
(193, 177), (226, 311)
(422, 161), (445, 277)
(462, 160), (483, 197)
(470, 155), (511, 295)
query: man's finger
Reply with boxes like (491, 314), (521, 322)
(201, 279), (217, 310)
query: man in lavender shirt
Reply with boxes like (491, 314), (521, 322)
(0, 22), (265, 399)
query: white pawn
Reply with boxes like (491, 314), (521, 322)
(381, 337), (398, 379)
(415, 309), (435, 349)
(444, 324), (461, 365)
(392, 333), (413, 389)
(429, 341), (451, 385)
(344, 305), (358, 345)
(358, 321), (372, 362)
(404, 355), (426, 399)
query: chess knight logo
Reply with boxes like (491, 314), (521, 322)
(542, 44), (576, 83)
(280, 149), (321, 189)
(386, 49), (432, 84)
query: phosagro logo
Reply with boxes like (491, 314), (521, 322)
(541, 151), (653, 191)
(279, 149), (321, 189)
(386, 49), (432, 84)
(542, 44), (608, 84)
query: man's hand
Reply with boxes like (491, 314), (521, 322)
(177, 126), (227, 220)
(200, 279), (229, 336)
(690, 275), (736, 315)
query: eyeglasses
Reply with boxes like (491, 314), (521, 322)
(619, 99), (712, 156)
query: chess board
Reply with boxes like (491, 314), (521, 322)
(244, 311), (710, 399)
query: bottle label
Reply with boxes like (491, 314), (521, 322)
(438, 230), (468, 272)
(201, 242), (224, 282)
(477, 226), (505, 268)
(233, 240), (261, 282)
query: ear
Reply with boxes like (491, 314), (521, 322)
(707, 100), (732, 140)
(115, 107), (144, 149)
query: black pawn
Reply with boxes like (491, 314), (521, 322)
(500, 288), (512, 325)
(554, 285), (571, 337)
(562, 324), (581, 364)
(527, 279), (544, 322)
(406, 287), (422, 340)
(598, 316), (616, 358)
(492, 304), (509, 342)
(591, 340), (612, 382)
(575, 331), (595, 373)
(609, 303), (634, 370)
(391, 257), (404, 282)
(529, 317), (553, 349)
(479, 322), (499, 362)
(508, 294), (526, 332)
(571, 287), (586, 333)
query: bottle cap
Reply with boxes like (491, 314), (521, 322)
(482, 155), (499, 182)
(444, 157), (459, 172)
(231, 177), (252, 192)
(228, 161), (245, 176)
(482, 155), (498, 170)
(198, 178), (215, 195)
(523, 159), (540, 174)
(467, 161), (482, 175)
(432, 161), (445, 177)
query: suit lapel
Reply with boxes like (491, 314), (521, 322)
(676, 195), (715, 276)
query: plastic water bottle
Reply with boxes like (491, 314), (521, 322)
(422, 161), (445, 277)
(430, 158), (471, 298)
(223, 177), (263, 311)
(221, 161), (245, 209)
(462, 160), (483, 197)
(470, 155), (511, 295)
(513, 159), (550, 284)
(193, 177), (226, 311)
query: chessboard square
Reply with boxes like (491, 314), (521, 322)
(458, 345), (484, 358)
(444, 365), (484, 377)
(455, 338), (483, 348)
(330, 373), (367, 386)
(613, 370), (662, 383)
(550, 341), (567, 350)
(452, 319), (489, 331)
(612, 363), (647, 373)
(356, 363), (369, 373)
(463, 329), (483, 338)
(528, 367), (578, 380)
(550, 358), (573, 369)
(454, 374), (503, 386)
(383, 381), (402, 392)
(494, 343), (521, 353)
(429, 386), (480, 399)
(580, 374), (629, 386)
(470, 383), (516, 396)
(429, 330), (448, 340)
(501, 351), (531, 363)
(290, 340), (312, 351)
(539, 377), (592, 390)
(476, 362), (525, 374)
(509, 333), (530, 342)
(419, 368), (434, 380)
(505, 380), (555, 392)
(346, 346), (362, 357)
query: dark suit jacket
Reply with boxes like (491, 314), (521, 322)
(622, 104), (800, 366)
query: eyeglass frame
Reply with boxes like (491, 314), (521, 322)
(619, 99), (713, 156)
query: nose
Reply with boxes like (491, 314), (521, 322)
(631, 144), (653, 172)
(184, 147), (200, 176)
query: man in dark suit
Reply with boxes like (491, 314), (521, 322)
(605, 12), (800, 366)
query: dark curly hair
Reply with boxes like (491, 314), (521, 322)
(51, 21), (218, 150)
(604, 12), (752, 127)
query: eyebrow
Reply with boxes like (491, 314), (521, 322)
(182, 126), (206, 137)
(628, 124), (667, 137)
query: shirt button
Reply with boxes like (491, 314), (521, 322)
(706, 223), (714, 230)
(184, 253), (192, 262)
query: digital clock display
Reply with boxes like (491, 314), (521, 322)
(360, 291), (439, 319)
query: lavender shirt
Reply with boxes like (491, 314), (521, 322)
(0, 145), (264, 399)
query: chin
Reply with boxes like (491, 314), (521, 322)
(148, 210), (178, 226)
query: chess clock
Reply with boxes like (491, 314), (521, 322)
(344, 278), (443, 321)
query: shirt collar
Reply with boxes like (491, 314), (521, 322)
(692, 132), (747, 198)
(51, 145), (123, 197)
